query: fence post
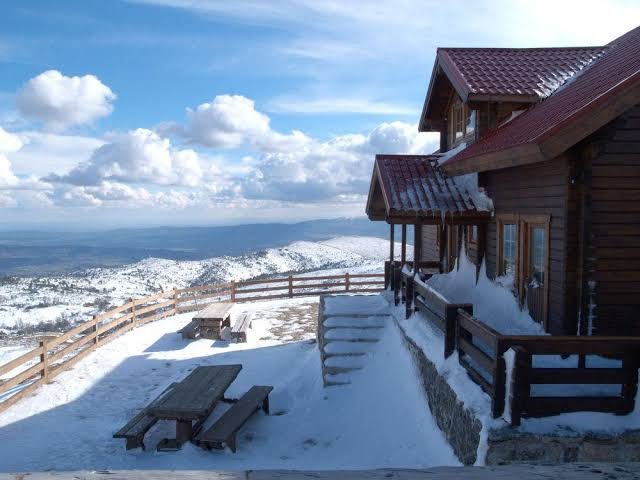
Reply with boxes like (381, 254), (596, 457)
(230, 280), (236, 302)
(288, 276), (293, 298)
(510, 346), (531, 426)
(130, 298), (137, 326)
(39, 340), (49, 384)
(93, 315), (99, 346)
(345, 272), (350, 292)
(492, 337), (507, 418)
(622, 352), (640, 414)
(172, 289), (178, 314)
(405, 275), (414, 319)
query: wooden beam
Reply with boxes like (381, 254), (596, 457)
(389, 223), (395, 264)
(439, 225), (447, 273)
(476, 223), (487, 283)
(401, 224), (407, 266)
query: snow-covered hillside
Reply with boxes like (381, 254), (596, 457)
(0, 236), (402, 331)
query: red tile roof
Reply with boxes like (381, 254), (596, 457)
(373, 155), (489, 219)
(443, 26), (640, 172)
(439, 47), (607, 101)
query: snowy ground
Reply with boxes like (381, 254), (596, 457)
(0, 296), (458, 472)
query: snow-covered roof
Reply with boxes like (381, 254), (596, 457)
(366, 154), (492, 223)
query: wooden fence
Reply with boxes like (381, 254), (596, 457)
(0, 272), (383, 414)
(403, 273), (640, 425)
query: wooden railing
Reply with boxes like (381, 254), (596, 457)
(402, 275), (640, 425)
(0, 272), (383, 414)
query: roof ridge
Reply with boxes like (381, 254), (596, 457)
(437, 46), (606, 52)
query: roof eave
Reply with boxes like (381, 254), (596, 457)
(440, 143), (545, 175)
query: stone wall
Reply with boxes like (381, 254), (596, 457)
(393, 316), (640, 465)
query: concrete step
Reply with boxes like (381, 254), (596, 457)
(324, 328), (382, 342)
(324, 355), (367, 369)
(323, 365), (363, 375)
(323, 341), (373, 355)
(323, 316), (388, 328)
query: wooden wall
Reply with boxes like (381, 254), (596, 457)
(584, 104), (640, 336)
(480, 158), (573, 335)
(421, 225), (440, 262)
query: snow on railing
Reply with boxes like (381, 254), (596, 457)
(0, 272), (383, 414)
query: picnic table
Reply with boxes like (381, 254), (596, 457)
(147, 364), (242, 448)
(192, 302), (233, 339)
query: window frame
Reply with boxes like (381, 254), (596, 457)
(496, 213), (551, 328)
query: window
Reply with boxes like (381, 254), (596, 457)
(496, 213), (550, 327)
(447, 97), (476, 147)
(502, 223), (517, 276)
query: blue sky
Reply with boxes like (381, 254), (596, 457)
(0, 0), (638, 229)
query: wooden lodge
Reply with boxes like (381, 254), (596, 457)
(367, 25), (640, 337)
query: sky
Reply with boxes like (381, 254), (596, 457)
(0, 0), (638, 230)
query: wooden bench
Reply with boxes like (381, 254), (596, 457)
(230, 314), (252, 343)
(197, 385), (272, 452)
(178, 319), (199, 339)
(113, 383), (176, 450)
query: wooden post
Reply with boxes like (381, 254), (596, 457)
(510, 346), (530, 426)
(413, 223), (422, 276)
(456, 225), (464, 270)
(172, 289), (178, 314)
(389, 223), (395, 264)
(288, 275), (293, 298)
(130, 298), (137, 326)
(476, 223), (487, 283)
(439, 224), (447, 273)
(622, 352), (640, 414)
(230, 280), (236, 302)
(401, 224), (407, 267)
(492, 338), (507, 418)
(405, 275), (414, 319)
(93, 315), (99, 345)
(345, 272), (350, 292)
(40, 340), (49, 384)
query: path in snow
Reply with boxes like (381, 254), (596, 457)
(0, 296), (458, 472)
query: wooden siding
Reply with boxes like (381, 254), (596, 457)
(585, 104), (640, 336)
(481, 158), (572, 335)
(421, 225), (440, 262)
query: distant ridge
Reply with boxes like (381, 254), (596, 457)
(0, 218), (389, 276)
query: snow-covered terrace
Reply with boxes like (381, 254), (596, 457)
(0, 296), (459, 472)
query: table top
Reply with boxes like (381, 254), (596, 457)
(193, 302), (233, 321)
(148, 364), (242, 420)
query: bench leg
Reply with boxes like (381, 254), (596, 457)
(226, 432), (237, 453)
(262, 396), (270, 414)
(126, 437), (143, 450)
(176, 420), (193, 446)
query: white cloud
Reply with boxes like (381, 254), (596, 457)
(181, 94), (312, 153)
(10, 131), (105, 176)
(267, 96), (419, 115)
(48, 128), (203, 187)
(16, 70), (116, 130)
(241, 120), (438, 201)
(0, 127), (23, 188)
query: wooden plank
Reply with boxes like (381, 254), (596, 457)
(49, 343), (98, 379)
(135, 290), (173, 304)
(149, 365), (242, 420)
(0, 361), (44, 396)
(48, 318), (98, 349)
(134, 299), (174, 317)
(48, 329), (98, 364)
(0, 346), (43, 377)
(174, 283), (230, 294)
(97, 311), (135, 333)
(459, 357), (493, 395)
(292, 282), (347, 290)
(193, 302), (233, 320)
(198, 385), (272, 452)
(525, 396), (628, 416)
(138, 308), (175, 325)
(93, 301), (134, 322)
(457, 311), (501, 349)
(529, 368), (632, 384)
(458, 338), (495, 376)
(235, 285), (289, 295)
(0, 377), (44, 415)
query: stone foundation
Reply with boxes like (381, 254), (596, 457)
(394, 316), (640, 465)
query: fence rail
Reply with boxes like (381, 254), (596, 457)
(0, 272), (383, 414)
(400, 272), (640, 425)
